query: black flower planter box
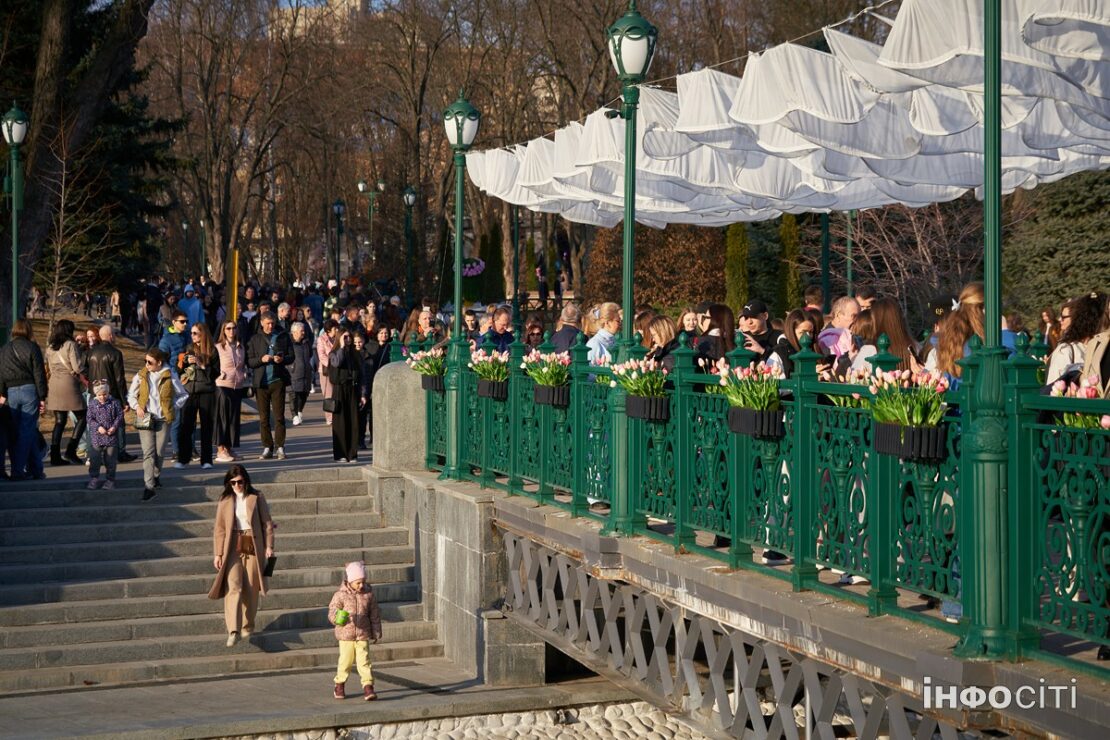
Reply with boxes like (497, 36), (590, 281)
(421, 374), (445, 393)
(534, 384), (570, 408)
(477, 379), (509, 401)
(626, 395), (670, 422)
(727, 407), (785, 439)
(873, 421), (948, 462)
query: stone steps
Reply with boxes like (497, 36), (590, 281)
(0, 601), (427, 649)
(0, 469), (440, 694)
(0, 640), (444, 694)
(0, 545), (414, 585)
(0, 527), (409, 564)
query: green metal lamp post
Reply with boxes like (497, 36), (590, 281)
(402, 185), (417, 308)
(955, 0), (1035, 661)
(182, 221), (189, 277)
(357, 178), (385, 274)
(441, 91), (481, 480)
(3, 102), (29, 329)
(606, 0), (657, 533)
(198, 218), (207, 278)
(333, 199), (346, 284)
(510, 205), (520, 328)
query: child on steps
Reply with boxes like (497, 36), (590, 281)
(328, 561), (382, 700)
(86, 379), (123, 490)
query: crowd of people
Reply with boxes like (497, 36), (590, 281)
(2, 273), (1108, 495)
(0, 277), (410, 492)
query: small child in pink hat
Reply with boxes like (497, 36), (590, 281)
(327, 561), (382, 700)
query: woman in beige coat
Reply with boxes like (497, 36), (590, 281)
(45, 319), (87, 466)
(208, 464), (275, 646)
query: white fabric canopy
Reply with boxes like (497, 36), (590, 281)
(464, 0), (1110, 227)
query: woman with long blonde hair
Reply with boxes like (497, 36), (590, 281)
(935, 282), (986, 378)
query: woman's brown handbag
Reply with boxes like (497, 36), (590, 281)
(236, 532), (256, 556)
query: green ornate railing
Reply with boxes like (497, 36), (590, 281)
(422, 331), (1110, 672)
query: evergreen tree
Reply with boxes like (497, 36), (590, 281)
(1003, 170), (1110, 315)
(724, 223), (750, 315)
(778, 214), (803, 315)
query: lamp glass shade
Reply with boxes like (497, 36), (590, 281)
(333, 199), (346, 216)
(357, 180), (368, 193)
(606, 4), (657, 82)
(443, 93), (481, 150)
(403, 187), (417, 207)
(377, 179), (386, 192)
(2, 104), (29, 146)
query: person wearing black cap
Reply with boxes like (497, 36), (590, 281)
(737, 300), (782, 363)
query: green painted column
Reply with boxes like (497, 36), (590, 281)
(955, 0), (1013, 660)
(607, 82), (640, 535)
(404, 198), (414, 307)
(820, 213), (831, 313)
(846, 210), (855, 297)
(10, 133), (23, 325)
(511, 205), (520, 327)
(441, 150), (468, 481)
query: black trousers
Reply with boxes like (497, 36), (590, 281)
(178, 392), (215, 464)
(52, 410), (86, 448)
(215, 387), (243, 448)
(291, 390), (309, 416)
(256, 380), (286, 449)
(331, 383), (360, 461)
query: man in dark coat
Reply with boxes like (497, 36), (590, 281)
(550, 303), (583, 354)
(86, 325), (136, 462)
(246, 313), (294, 460)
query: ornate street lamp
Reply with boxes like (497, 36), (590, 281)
(3, 102), (29, 327)
(357, 178), (386, 273)
(198, 218), (207, 278)
(182, 221), (189, 277)
(402, 185), (417, 308)
(441, 91), (480, 480)
(605, 2), (656, 533)
(333, 199), (346, 283)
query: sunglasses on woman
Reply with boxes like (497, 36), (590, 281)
(230, 478), (246, 487)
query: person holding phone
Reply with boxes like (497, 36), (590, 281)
(737, 300), (782, 363)
(246, 313), (293, 460)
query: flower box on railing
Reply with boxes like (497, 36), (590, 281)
(727, 407), (785, 439)
(534, 384), (570, 407)
(626, 395), (670, 422)
(873, 422), (948, 462)
(420, 374), (445, 393)
(477, 379), (509, 401)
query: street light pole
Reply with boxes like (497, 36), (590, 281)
(511, 205), (520, 327)
(403, 186), (417, 308)
(441, 91), (481, 481)
(198, 219), (206, 278)
(333, 199), (346, 285)
(182, 222), (189, 278)
(606, 1), (657, 534)
(3, 103), (29, 329)
(357, 179), (386, 275)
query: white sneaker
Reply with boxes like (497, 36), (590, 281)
(173, 462), (187, 469)
(201, 463), (213, 470)
(260, 448), (273, 459)
(276, 447), (287, 460)
(292, 413), (302, 426)
(226, 632), (239, 647)
(215, 453), (234, 463)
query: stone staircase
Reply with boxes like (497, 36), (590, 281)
(0, 467), (441, 694)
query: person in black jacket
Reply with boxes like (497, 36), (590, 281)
(176, 324), (220, 468)
(550, 304), (584, 354)
(737, 299), (783, 364)
(288, 321), (314, 427)
(86, 325), (136, 462)
(0, 319), (48, 480)
(246, 313), (294, 460)
(328, 330), (368, 462)
(695, 303), (737, 367)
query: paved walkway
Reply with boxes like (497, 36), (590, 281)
(0, 658), (632, 739)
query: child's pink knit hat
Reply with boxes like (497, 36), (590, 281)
(345, 561), (366, 582)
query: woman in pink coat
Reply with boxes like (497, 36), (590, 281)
(209, 465), (274, 646)
(214, 321), (248, 462)
(316, 319), (339, 425)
